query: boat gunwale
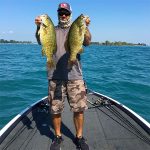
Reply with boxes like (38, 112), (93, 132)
(0, 96), (48, 144)
(91, 90), (150, 135)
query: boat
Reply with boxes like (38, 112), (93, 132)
(0, 89), (150, 149)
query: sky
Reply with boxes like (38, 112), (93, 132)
(0, 0), (150, 44)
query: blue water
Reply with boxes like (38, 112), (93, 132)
(0, 44), (150, 129)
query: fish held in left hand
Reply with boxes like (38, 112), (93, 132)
(68, 14), (90, 67)
(38, 14), (56, 69)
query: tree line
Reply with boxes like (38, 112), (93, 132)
(0, 39), (147, 46)
(0, 39), (32, 44)
(91, 41), (147, 46)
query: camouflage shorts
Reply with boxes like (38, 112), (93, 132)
(48, 80), (88, 114)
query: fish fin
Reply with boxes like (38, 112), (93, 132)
(67, 59), (78, 69)
(79, 48), (84, 53)
(46, 59), (55, 69)
(41, 48), (45, 56)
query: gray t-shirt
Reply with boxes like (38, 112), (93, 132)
(46, 26), (83, 80)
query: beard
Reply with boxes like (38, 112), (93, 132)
(58, 15), (72, 28)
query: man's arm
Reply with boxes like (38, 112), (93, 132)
(83, 28), (91, 46)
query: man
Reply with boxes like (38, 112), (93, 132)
(35, 2), (91, 150)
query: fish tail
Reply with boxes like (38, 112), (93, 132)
(46, 59), (55, 69)
(79, 48), (84, 54)
(67, 59), (78, 69)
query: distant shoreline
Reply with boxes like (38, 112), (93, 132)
(91, 41), (147, 46)
(0, 39), (148, 46)
(0, 43), (37, 45)
(0, 39), (33, 44)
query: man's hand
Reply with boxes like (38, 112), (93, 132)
(83, 17), (91, 46)
(85, 17), (90, 27)
(35, 16), (42, 26)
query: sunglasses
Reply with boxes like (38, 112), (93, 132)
(58, 11), (70, 16)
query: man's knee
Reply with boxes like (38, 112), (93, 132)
(52, 113), (61, 118)
(74, 111), (84, 117)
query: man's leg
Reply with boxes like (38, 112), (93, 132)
(49, 80), (66, 150)
(49, 80), (66, 136)
(73, 111), (84, 138)
(52, 113), (62, 136)
(67, 80), (89, 150)
(50, 114), (63, 150)
(74, 111), (89, 150)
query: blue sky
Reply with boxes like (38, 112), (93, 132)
(0, 0), (150, 44)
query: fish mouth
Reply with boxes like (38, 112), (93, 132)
(39, 14), (48, 27)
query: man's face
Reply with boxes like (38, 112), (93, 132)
(58, 9), (71, 22)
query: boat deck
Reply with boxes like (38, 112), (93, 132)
(0, 92), (150, 150)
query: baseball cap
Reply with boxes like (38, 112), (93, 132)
(57, 3), (72, 13)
